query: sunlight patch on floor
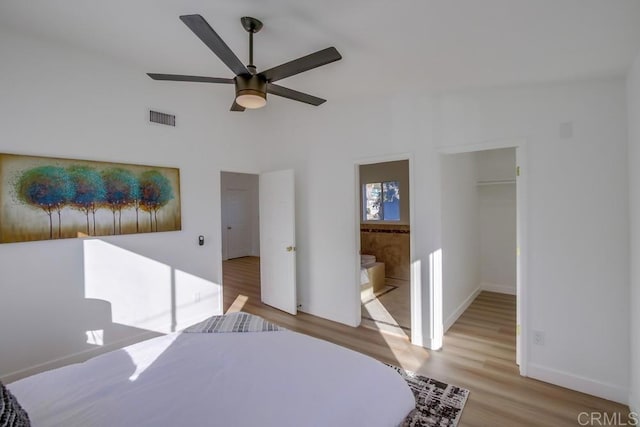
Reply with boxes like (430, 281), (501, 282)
(362, 297), (409, 339)
(226, 294), (248, 313)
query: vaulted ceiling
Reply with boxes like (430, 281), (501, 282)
(2, 0), (640, 101)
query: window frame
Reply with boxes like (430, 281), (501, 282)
(362, 180), (400, 222)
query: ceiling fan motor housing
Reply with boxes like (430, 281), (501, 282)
(234, 74), (267, 108)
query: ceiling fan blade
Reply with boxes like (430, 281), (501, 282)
(230, 101), (246, 112)
(147, 73), (234, 84)
(267, 84), (326, 106)
(260, 47), (341, 83)
(179, 14), (248, 76)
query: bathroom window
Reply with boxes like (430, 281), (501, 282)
(364, 181), (400, 221)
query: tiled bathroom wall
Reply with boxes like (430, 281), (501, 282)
(360, 224), (410, 280)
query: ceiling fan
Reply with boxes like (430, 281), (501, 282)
(148, 14), (342, 111)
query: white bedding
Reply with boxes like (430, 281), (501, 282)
(8, 329), (415, 426)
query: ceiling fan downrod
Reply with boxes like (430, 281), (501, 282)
(241, 16), (263, 74)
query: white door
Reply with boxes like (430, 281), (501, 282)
(224, 189), (251, 259)
(259, 169), (297, 315)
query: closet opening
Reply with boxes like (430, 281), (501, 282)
(439, 145), (526, 373)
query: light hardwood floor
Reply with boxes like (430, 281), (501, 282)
(222, 257), (629, 426)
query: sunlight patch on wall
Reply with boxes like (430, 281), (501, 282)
(174, 269), (222, 330)
(429, 249), (443, 350)
(410, 259), (423, 346)
(84, 239), (173, 333)
(83, 240), (222, 336)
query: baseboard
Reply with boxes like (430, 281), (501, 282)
(444, 286), (481, 333)
(1, 330), (160, 384)
(480, 282), (516, 295)
(527, 363), (629, 405)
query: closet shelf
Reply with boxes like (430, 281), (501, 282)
(476, 179), (516, 186)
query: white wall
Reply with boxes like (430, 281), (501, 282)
(476, 148), (517, 294)
(441, 153), (480, 331)
(255, 77), (630, 403)
(627, 51), (640, 413)
(220, 172), (260, 259)
(476, 147), (517, 181)
(0, 31), (260, 381)
(440, 79), (630, 403)
(254, 95), (441, 339)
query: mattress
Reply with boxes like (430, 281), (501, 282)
(8, 327), (415, 426)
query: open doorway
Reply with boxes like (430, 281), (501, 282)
(357, 160), (412, 339)
(220, 171), (261, 313)
(439, 145), (525, 371)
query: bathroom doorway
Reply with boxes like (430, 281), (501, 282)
(356, 159), (412, 339)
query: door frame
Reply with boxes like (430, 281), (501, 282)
(354, 153), (420, 345)
(438, 138), (528, 376)
(218, 169), (260, 315)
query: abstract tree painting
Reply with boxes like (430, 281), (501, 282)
(139, 170), (175, 233)
(15, 165), (75, 240)
(0, 153), (181, 243)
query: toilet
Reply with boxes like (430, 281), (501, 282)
(360, 254), (385, 296)
(360, 254), (376, 268)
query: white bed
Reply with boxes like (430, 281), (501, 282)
(8, 316), (415, 426)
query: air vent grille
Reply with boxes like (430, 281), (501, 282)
(149, 110), (175, 126)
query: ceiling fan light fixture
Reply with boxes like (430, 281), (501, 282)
(236, 91), (266, 109)
(234, 74), (267, 109)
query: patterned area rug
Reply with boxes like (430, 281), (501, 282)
(388, 364), (470, 427)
